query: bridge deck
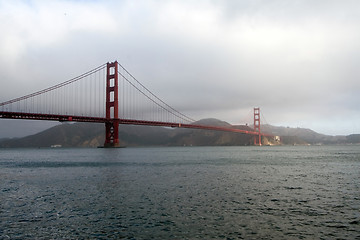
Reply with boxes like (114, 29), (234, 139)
(0, 111), (272, 137)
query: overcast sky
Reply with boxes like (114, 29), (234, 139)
(1, 0), (360, 137)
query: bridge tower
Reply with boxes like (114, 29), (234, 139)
(253, 107), (261, 146)
(104, 61), (120, 147)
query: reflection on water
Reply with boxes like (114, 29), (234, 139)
(0, 146), (359, 239)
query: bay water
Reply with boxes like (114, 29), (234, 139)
(0, 146), (359, 239)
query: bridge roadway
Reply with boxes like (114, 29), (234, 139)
(0, 111), (272, 137)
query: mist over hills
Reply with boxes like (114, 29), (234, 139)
(260, 125), (353, 145)
(0, 118), (359, 148)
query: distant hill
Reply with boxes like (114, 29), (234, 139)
(0, 123), (104, 148)
(0, 119), (359, 147)
(0, 119), (253, 147)
(346, 134), (360, 144)
(261, 124), (349, 145)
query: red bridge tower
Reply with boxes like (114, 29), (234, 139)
(104, 61), (120, 147)
(254, 107), (261, 146)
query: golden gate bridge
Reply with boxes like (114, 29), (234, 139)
(0, 61), (272, 147)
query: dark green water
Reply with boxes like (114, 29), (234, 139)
(1, 146), (359, 239)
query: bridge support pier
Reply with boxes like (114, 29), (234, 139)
(104, 61), (121, 148)
(104, 120), (120, 148)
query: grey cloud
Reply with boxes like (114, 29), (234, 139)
(0, 0), (360, 136)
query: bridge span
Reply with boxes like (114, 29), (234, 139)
(0, 61), (272, 146)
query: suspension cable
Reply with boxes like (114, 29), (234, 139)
(117, 62), (196, 123)
(118, 70), (195, 123)
(0, 63), (106, 107)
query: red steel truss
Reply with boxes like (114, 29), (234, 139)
(0, 111), (272, 137)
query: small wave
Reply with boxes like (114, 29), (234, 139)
(284, 186), (303, 190)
